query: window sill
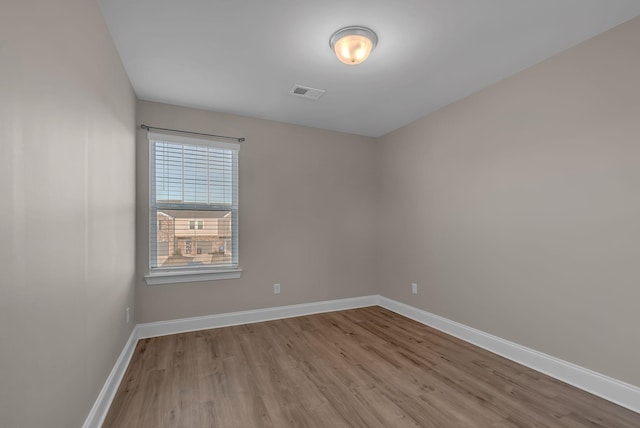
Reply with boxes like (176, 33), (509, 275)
(144, 268), (242, 285)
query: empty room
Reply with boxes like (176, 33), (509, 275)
(2, 0), (640, 427)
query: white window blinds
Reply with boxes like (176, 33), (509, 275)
(148, 132), (239, 271)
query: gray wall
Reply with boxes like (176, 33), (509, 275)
(377, 17), (640, 386)
(0, 0), (136, 426)
(136, 101), (378, 322)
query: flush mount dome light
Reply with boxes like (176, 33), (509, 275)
(329, 26), (378, 65)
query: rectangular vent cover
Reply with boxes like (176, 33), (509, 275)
(289, 84), (325, 100)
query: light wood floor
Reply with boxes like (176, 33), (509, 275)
(104, 306), (640, 427)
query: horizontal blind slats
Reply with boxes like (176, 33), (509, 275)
(150, 139), (239, 270)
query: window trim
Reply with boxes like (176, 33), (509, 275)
(144, 268), (242, 285)
(145, 131), (241, 285)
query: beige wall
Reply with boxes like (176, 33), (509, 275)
(0, 0), (136, 426)
(136, 101), (378, 322)
(377, 17), (640, 386)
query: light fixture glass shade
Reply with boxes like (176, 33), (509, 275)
(330, 26), (378, 65)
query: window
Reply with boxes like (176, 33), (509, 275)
(188, 220), (204, 230)
(145, 132), (240, 284)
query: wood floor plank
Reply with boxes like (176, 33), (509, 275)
(103, 307), (640, 427)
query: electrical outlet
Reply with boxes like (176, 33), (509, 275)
(273, 283), (281, 294)
(411, 283), (418, 294)
(126, 306), (131, 324)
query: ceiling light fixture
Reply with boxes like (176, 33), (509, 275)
(329, 26), (378, 65)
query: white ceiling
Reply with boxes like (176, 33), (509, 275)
(99, 0), (640, 137)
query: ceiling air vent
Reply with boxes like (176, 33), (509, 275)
(289, 84), (325, 100)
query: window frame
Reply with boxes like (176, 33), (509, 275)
(144, 131), (242, 285)
(187, 220), (204, 230)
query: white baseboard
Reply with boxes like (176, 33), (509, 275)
(83, 325), (139, 428)
(377, 296), (640, 414)
(136, 295), (379, 339)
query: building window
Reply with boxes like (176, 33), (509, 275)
(189, 220), (204, 230)
(147, 132), (240, 282)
